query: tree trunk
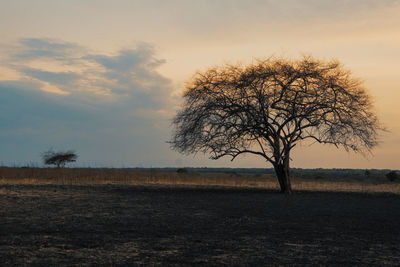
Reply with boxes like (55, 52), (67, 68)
(273, 163), (292, 194)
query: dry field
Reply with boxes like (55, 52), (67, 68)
(1, 167), (400, 266)
(1, 167), (399, 194)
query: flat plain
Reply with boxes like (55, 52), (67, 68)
(1, 181), (400, 266)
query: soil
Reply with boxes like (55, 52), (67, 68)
(1, 184), (399, 266)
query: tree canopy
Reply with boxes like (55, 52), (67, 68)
(170, 57), (381, 193)
(42, 149), (78, 168)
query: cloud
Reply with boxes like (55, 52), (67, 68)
(21, 67), (80, 86)
(14, 38), (84, 60)
(84, 45), (171, 106)
(5, 38), (173, 105)
(0, 38), (176, 166)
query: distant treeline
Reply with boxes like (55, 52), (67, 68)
(121, 167), (396, 181)
(0, 165), (398, 181)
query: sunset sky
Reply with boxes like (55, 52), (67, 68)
(1, 0), (399, 169)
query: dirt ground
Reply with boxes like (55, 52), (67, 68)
(1, 184), (399, 266)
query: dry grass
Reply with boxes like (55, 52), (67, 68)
(0, 167), (399, 194)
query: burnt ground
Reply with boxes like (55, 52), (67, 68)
(0, 184), (399, 266)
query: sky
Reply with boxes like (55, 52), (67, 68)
(0, 0), (399, 169)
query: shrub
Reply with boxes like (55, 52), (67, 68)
(176, 168), (188, 174)
(386, 171), (399, 182)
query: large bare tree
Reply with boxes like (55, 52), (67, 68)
(170, 57), (381, 193)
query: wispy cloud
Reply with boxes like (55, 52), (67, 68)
(5, 38), (173, 103)
(15, 38), (84, 60)
(21, 67), (80, 87)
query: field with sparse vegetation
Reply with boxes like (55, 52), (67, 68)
(1, 167), (399, 194)
(1, 167), (399, 265)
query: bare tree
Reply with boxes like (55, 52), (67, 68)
(42, 149), (78, 168)
(170, 57), (382, 194)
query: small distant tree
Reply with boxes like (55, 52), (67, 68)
(170, 56), (382, 194)
(386, 171), (399, 182)
(177, 168), (188, 173)
(42, 149), (78, 168)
